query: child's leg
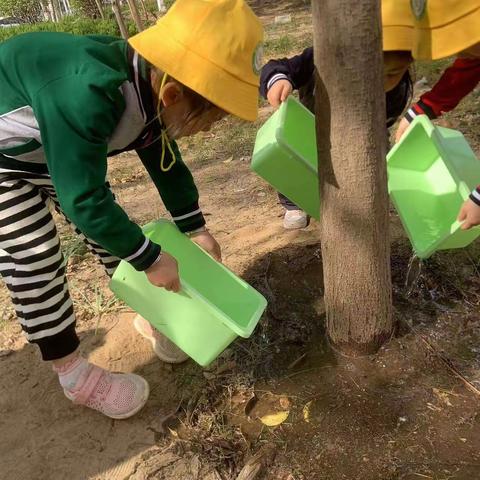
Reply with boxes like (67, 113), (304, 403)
(47, 181), (187, 364)
(0, 174), (78, 360)
(273, 79), (314, 231)
(278, 192), (301, 210)
(278, 193), (308, 230)
(0, 172), (149, 418)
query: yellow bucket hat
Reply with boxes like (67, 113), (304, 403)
(382, 0), (414, 52)
(382, 0), (480, 60)
(128, 0), (264, 122)
(411, 0), (480, 60)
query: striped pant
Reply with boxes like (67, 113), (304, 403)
(0, 168), (120, 361)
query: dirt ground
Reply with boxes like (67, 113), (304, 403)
(1, 2), (480, 479)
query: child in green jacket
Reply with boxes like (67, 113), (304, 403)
(0, 0), (263, 419)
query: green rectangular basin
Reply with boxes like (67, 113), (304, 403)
(110, 220), (267, 366)
(387, 115), (480, 259)
(251, 97), (320, 219)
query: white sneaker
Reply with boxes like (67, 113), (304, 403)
(283, 209), (309, 230)
(134, 315), (189, 364)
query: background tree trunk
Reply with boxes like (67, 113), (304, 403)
(50, 0), (59, 21)
(112, 0), (129, 39)
(127, 0), (144, 32)
(312, 0), (393, 355)
(93, 0), (105, 19)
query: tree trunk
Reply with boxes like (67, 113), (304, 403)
(94, 0), (106, 19)
(138, 0), (150, 19)
(112, 0), (129, 39)
(41, 2), (52, 21)
(50, 0), (59, 21)
(127, 0), (144, 32)
(61, 0), (70, 15)
(312, 0), (393, 355)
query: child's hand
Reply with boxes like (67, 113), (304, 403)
(190, 230), (222, 262)
(267, 79), (293, 108)
(458, 198), (480, 230)
(395, 117), (410, 143)
(145, 252), (180, 292)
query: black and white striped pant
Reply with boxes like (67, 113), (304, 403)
(0, 168), (120, 361)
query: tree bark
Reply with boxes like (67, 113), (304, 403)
(50, 0), (59, 22)
(127, 0), (144, 32)
(112, 0), (129, 39)
(94, 0), (105, 19)
(138, 0), (150, 19)
(312, 0), (393, 355)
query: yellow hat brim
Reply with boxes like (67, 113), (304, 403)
(129, 24), (259, 122)
(413, 6), (480, 60)
(383, 25), (414, 51)
(382, 0), (414, 51)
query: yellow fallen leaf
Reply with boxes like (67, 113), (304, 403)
(259, 411), (289, 426)
(279, 396), (291, 409)
(303, 401), (313, 423)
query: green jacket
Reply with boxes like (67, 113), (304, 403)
(0, 32), (205, 270)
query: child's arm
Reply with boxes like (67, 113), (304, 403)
(395, 57), (480, 142)
(34, 75), (161, 272)
(136, 140), (222, 262)
(260, 47), (314, 105)
(458, 190), (480, 230)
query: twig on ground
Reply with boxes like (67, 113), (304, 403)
(400, 317), (480, 398)
(235, 443), (276, 480)
(287, 353), (307, 370)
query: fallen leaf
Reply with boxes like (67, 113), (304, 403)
(303, 401), (312, 423)
(279, 396), (291, 409)
(259, 411), (289, 427)
(433, 388), (453, 407)
(223, 156), (233, 163)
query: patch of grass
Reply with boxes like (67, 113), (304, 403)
(263, 32), (312, 62)
(61, 233), (88, 262)
(72, 284), (124, 325)
(0, 306), (11, 331)
(0, 287), (15, 331)
(179, 117), (259, 166)
(264, 35), (295, 56)
(413, 58), (452, 83)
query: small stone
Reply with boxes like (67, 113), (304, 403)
(274, 14), (292, 24)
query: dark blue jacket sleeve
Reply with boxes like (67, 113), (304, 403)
(260, 47), (314, 98)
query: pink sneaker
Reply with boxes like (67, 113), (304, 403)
(62, 362), (149, 419)
(134, 315), (189, 364)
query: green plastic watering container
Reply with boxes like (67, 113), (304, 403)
(387, 115), (480, 259)
(110, 220), (267, 366)
(252, 97), (320, 219)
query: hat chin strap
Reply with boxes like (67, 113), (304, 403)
(157, 72), (177, 172)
